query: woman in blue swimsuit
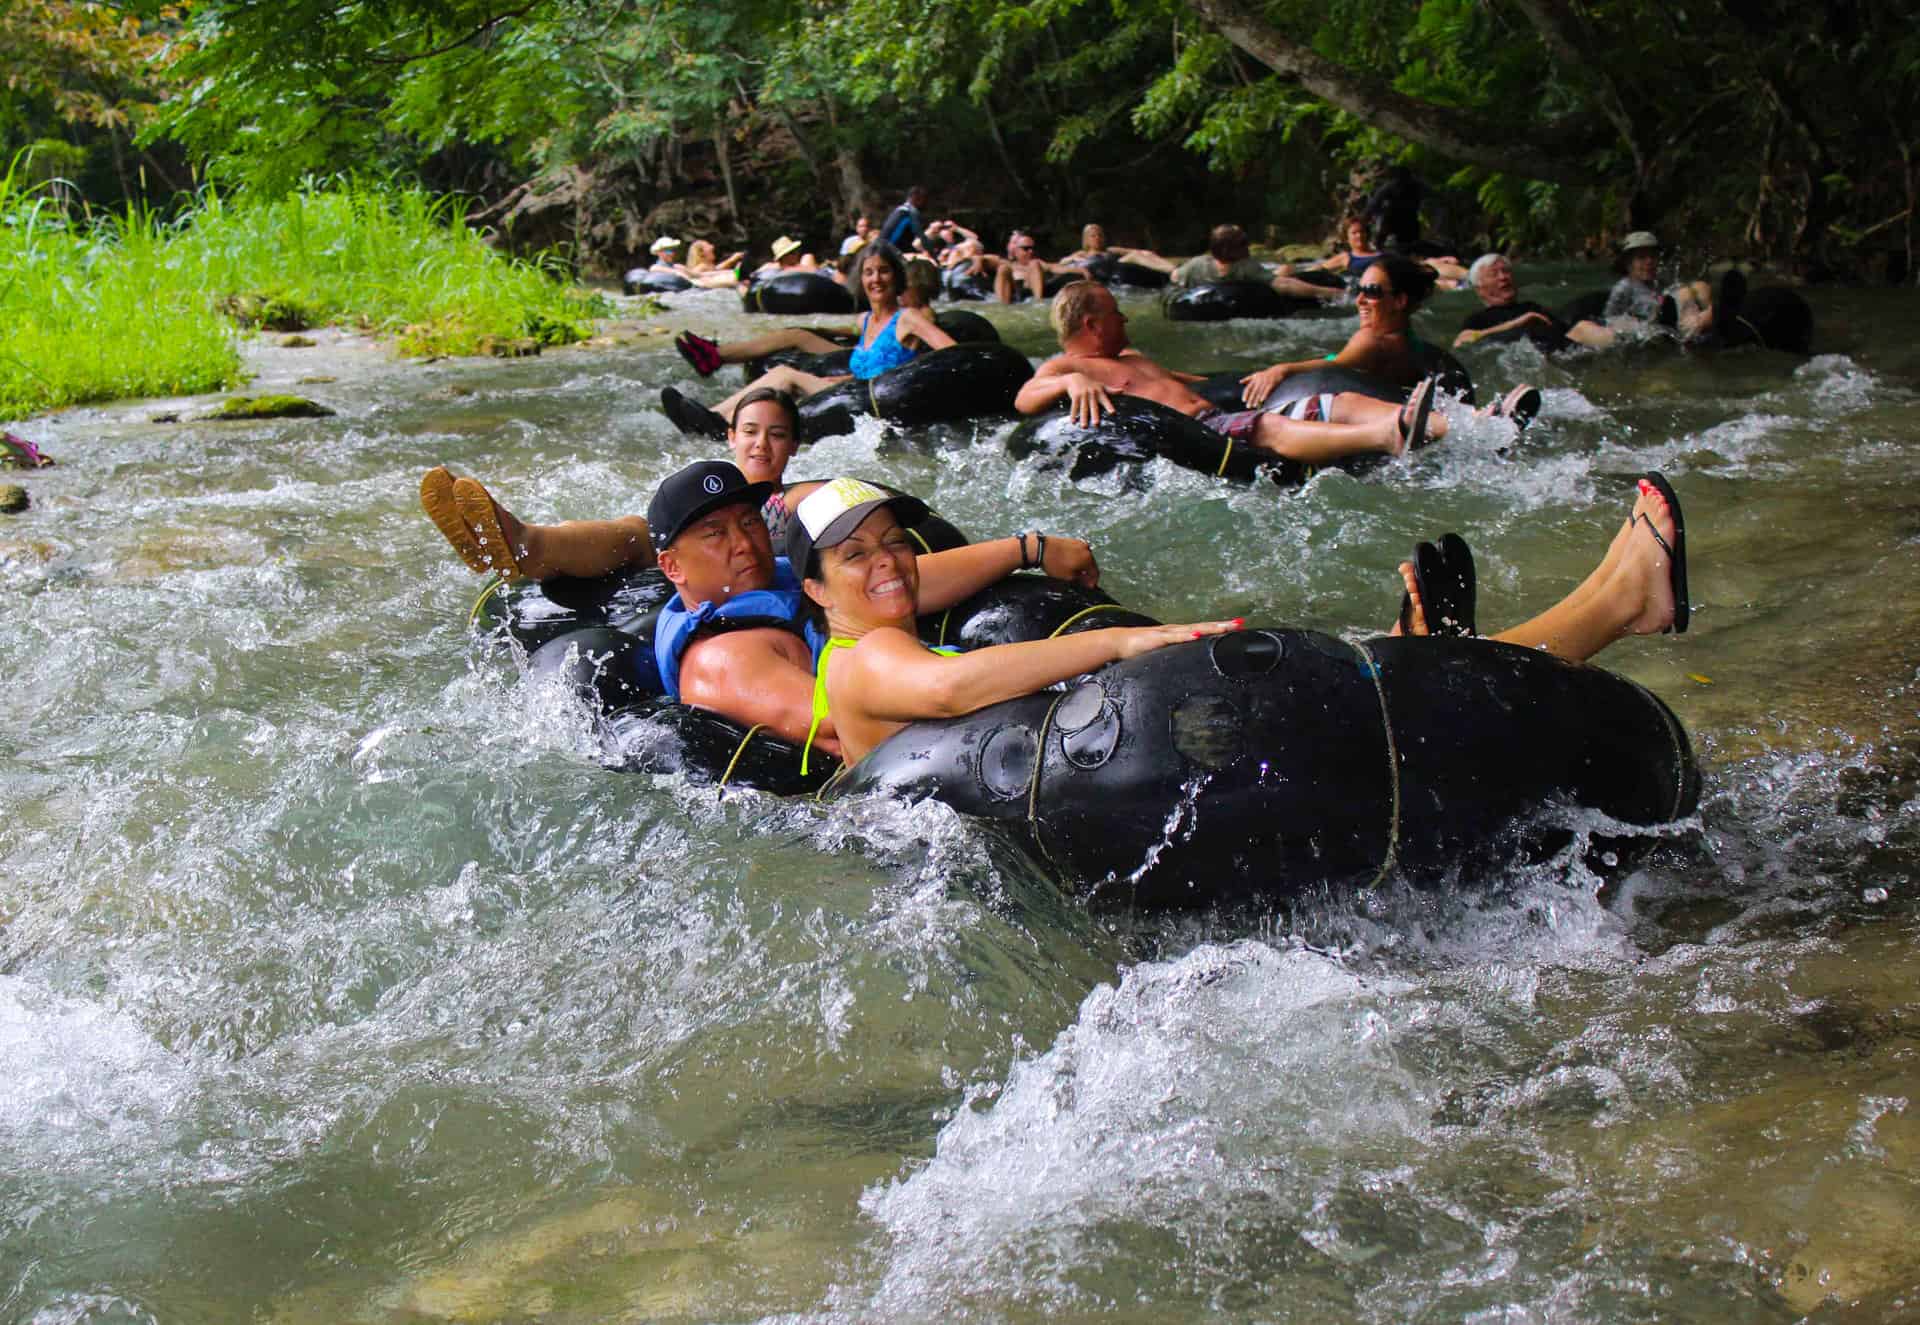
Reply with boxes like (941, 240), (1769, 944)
(670, 244), (957, 422)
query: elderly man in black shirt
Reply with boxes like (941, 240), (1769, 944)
(1454, 254), (1615, 353)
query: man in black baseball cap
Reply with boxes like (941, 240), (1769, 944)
(427, 455), (1102, 761)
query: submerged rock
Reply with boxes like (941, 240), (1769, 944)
(200, 395), (337, 420)
(0, 484), (29, 514)
(278, 334), (319, 348)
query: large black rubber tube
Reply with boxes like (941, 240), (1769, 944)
(934, 308), (1001, 343)
(826, 628), (1700, 908)
(625, 267), (693, 295)
(1163, 281), (1321, 322)
(1190, 356), (1476, 413)
(799, 343), (1036, 439)
(1720, 286), (1813, 353)
(1005, 395), (1315, 486)
(742, 272), (855, 315)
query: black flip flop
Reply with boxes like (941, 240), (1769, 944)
(1433, 532), (1478, 636)
(1398, 376), (1436, 451)
(1395, 535), (1476, 638)
(659, 386), (728, 441)
(1638, 471), (1690, 633)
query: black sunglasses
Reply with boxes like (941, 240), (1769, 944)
(1356, 283), (1395, 301)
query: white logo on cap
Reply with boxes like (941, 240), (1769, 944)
(702, 474), (724, 494)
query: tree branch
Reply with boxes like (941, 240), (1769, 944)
(364, 1), (546, 67)
(1185, 0), (1617, 184)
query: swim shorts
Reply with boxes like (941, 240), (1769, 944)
(1194, 407), (1261, 440)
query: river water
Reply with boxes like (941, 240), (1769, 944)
(3, 268), (1918, 1324)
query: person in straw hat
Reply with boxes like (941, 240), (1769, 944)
(752, 234), (818, 278)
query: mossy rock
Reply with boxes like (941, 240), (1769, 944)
(523, 310), (592, 347)
(479, 335), (541, 358)
(0, 485), (29, 514)
(200, 395), (337, 421)
(278, 334), (318, 348)
(216, 290), (315, 332)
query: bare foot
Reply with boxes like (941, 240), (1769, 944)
(1388, 560), (1428, 636)
(1610, 479), (1679, 636)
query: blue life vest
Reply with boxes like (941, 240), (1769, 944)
(652, 556), (827, 701)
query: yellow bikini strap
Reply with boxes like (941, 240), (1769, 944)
(801, 636), (858, 775)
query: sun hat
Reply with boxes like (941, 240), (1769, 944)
(646, 460), (772, 553)
(1620, 230), (1661, 253)
(650, 235), (683, 255)
(785, 478), (929, 577)
(771, 235), (803, 260)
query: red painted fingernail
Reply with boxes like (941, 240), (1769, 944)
(1637, 478), (1651, 493)
(1192, 630), (1204, 638)
(1232, 617), (1245, 627)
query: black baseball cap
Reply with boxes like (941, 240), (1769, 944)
(646, 460), (773, 553)
(784, 477), (929, 576)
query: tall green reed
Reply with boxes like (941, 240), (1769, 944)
(1, 169), (609, 421)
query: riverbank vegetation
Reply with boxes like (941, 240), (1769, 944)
(0, 171), (605, 419)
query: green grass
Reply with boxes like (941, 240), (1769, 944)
(0, 169), (611, 420)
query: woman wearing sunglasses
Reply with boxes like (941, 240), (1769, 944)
(1238, 253), (1539, 424)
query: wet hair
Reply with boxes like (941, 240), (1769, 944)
(1208, 223), (1249, 262)
(1370, 253), (1437, 307)
(1468, 253), (1509, 290)
(903, 256), (942, 305)
(1050, 280), (1112, 341)
(731, 386), (803, 441)
(1080, 223), (1105, 251)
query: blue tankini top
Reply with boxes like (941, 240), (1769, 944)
(848, 310), (916, 380)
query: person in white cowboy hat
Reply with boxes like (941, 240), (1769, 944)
(648, 235), (684, 269)
(752, 234), (818, 278)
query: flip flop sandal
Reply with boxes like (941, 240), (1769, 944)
(1398, 540), (1438, 636)
(420, 466), (492, 574)
(1433, 532), (1478, 636)
(1492, 386), (1542, 432)
(675, 331), (723, 377)
(1398, 376), (1436, 452)
(451, 476), (524, 581)
(1637, 471), (1690, 633)
(659, 387), (729, 441)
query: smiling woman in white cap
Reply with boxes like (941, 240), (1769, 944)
(1605, 231), (1664, 321)
(787, 478), (1239, 770)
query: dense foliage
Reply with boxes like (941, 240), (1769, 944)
(73, 0), (1901, 276)
(9, 1), (1915, 289)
